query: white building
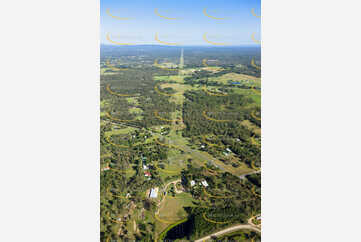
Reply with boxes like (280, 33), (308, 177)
(143, 164), (149, 170)
(149, 188), (158, 198)
(201, 180), (209, 187)
(190, 180), (195, 187)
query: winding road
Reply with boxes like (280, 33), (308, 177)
(155, 179), (183, 220)
(194, 223), (260, 242)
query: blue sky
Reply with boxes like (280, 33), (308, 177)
(101, 0), (261, 46)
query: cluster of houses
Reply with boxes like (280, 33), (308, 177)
(223, 148), (232, 156)
(142, 156), (152, 180)
(140, 156), (159, 199)
(199, 143), (234, 158)
(190, 179), (209, 188)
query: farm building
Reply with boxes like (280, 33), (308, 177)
(149, 188), (158, 198)
(201, 180), (209, 187)
(144, 171), (151, 177)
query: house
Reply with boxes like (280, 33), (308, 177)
(143, 164), (149, 170)
(201, 144), (205, 149)
(190, 180), (196, 187)
(101, 166), (110, 171)
(149, 188), (158, 198)
(201, 180), (209, 187)
(226, 148), (232, 153)
(144, 171), (151, 177)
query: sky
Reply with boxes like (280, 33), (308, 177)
(101, 0), (261, 46)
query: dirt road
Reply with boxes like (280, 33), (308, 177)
(156, 179), (182, 215)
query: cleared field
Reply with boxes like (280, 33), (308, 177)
(104, 127), (137, 136)
(197, 152), (254, 176)
(210, 73), (261, 86)
(157, 62), (178, 68)
(129, 107), (143, 114)
(200, 66), (223, 73)
(158, 193), (195, 219)
(100, 100), (109, 108)
(126, 97), (139, 105)
(240, 120), (261, 135)
(156, 192), (195, 233)
(231, 88), (261, 105)
(159, 83), (199, 105)
(156, 159), (184, 178)
(154, 75), (185, 83)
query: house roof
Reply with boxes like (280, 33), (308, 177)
(201, 180), (209, 187)
(149, 188), (158, 198)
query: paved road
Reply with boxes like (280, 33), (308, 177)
(248, 214), (261, 228)
(194, 224), (260, 242)
(239, 170), (261, 180)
